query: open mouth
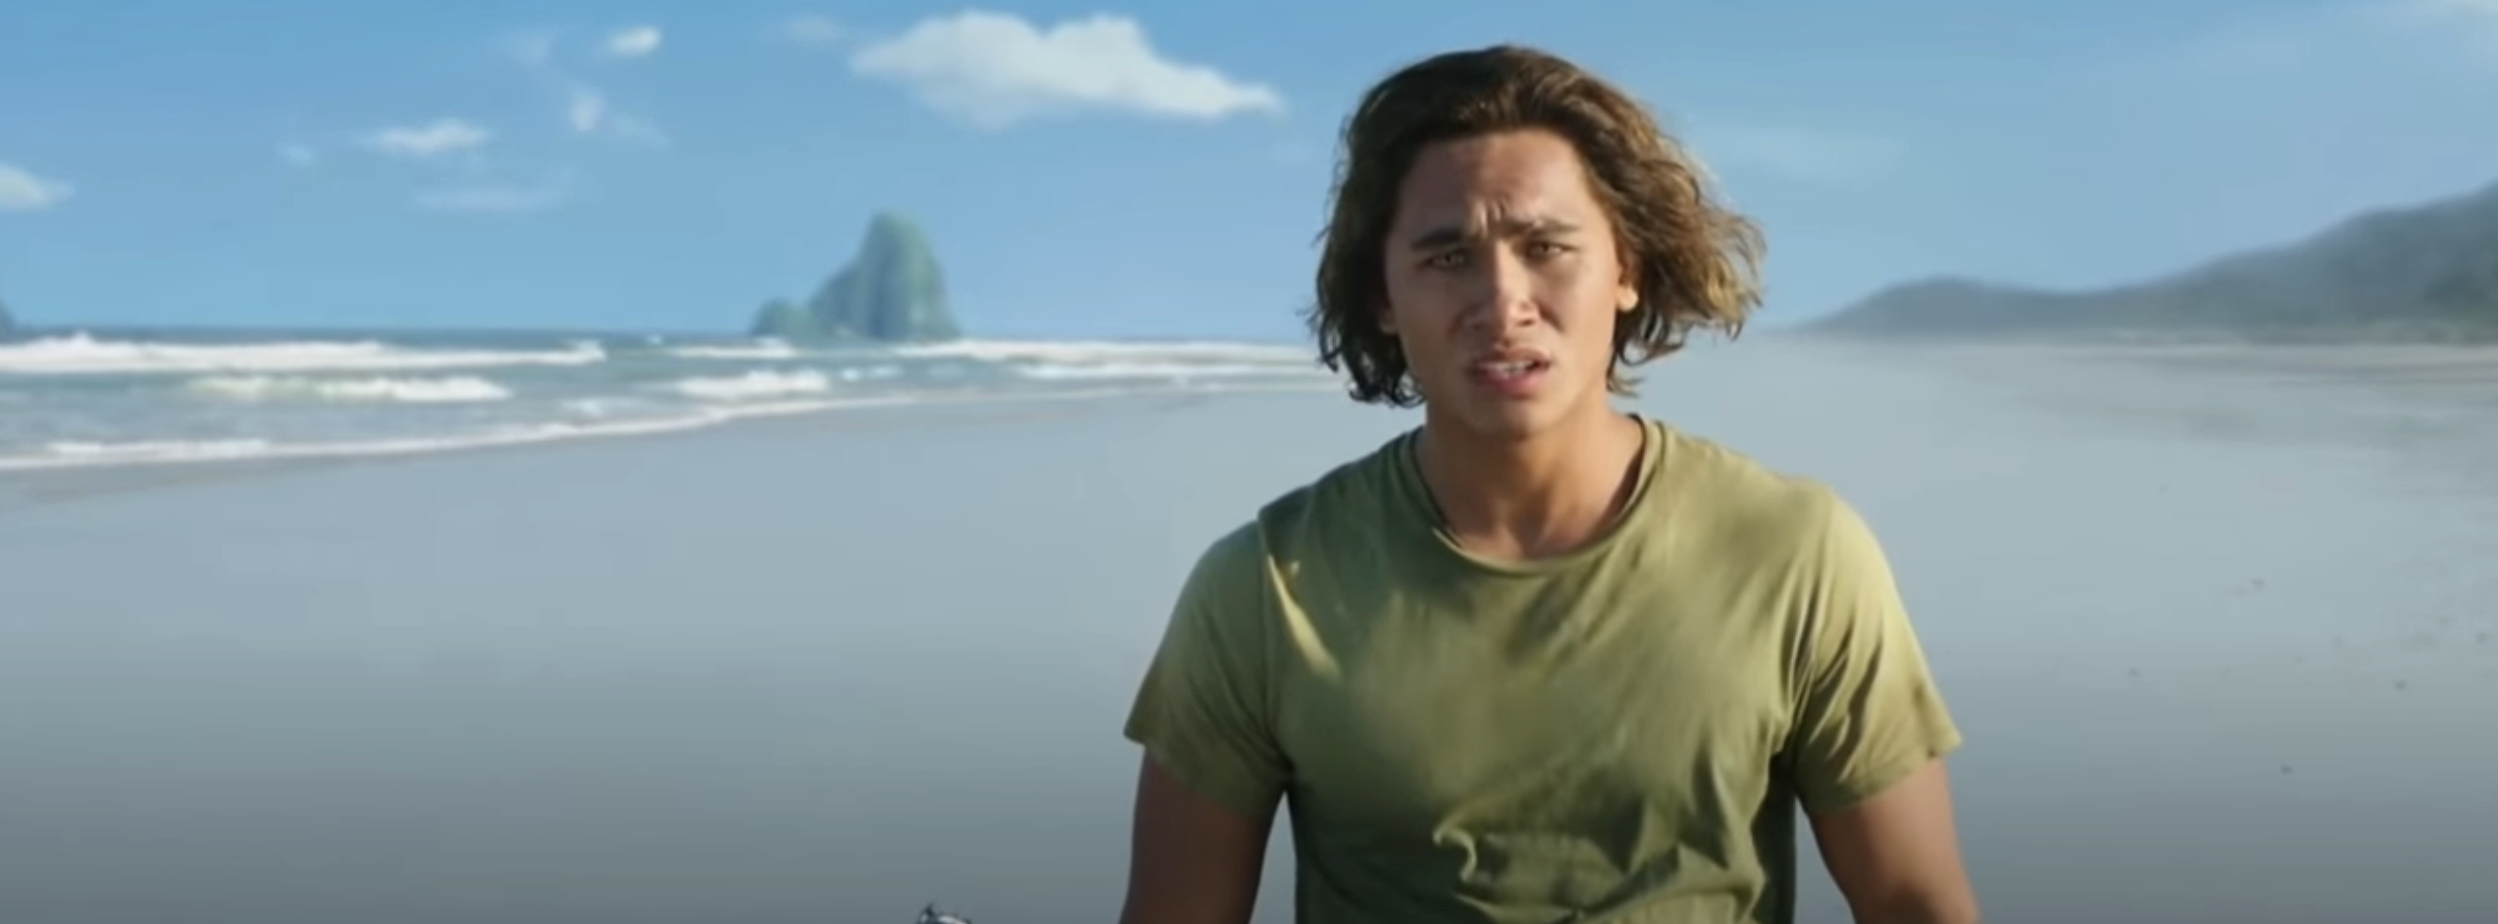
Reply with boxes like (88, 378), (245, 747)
(1471, 351), (1551, 385)
(1477, 359), (1546, 379)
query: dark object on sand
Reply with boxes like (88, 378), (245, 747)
(917, 903), (972, 924)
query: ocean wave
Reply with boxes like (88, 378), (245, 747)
(663, 369), (834, 401)
(891, 338), (1312, 365)
(0, 380), (1334, 474)
(0, 332), (1349, 476)
(1011, 361), (1328, 381)
(0, 333), (607, 376)
(661, 365), (907, 401)
(663, 339), (802, 361)
(37, 439), (277, 465)
(186, 374), (514, 404)
(0, 397), (907, 472)
(895, 338), (1325, 383)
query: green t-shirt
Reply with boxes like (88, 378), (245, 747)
(1123, 417), (1962, 924)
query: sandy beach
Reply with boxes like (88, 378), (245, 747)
(3, 338), (2494, 923)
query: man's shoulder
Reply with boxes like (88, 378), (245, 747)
(1181, 432), (1410, 594)
(1249, 429), (1411, 546)
(1653, 423), (1860, 556)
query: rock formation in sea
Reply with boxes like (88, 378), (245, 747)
(748, 212), (962, 343)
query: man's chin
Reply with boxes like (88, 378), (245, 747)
(1425, 399), (1573, 442)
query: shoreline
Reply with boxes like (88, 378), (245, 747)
(16, 333), (2498, 513)
(0, 379), (1341, 515)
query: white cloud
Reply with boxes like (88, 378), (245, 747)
(0, 162), (74, 211)
(501, 30), (559, 68)
(413, 173), (573, 214)
(605, 25), (662, 59)
(564, 84), (668, 146)
(278, 142), (319, 166)
(776, 14), (846, 46)
(1695, 125), (1906, 185)
(568, 88), (608, 133)
(849, 11), (1284, 129)
(499, 31), (668, 146)
(362, 118), (491, 159)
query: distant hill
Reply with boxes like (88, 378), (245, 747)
(750, 212), (961, 343)
(0, 296), (16, 339)
(1812, 177), (2498, 344)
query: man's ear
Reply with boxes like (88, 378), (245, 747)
(1378, 301), (1399, 334)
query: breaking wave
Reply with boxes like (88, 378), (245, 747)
(0, 332), (1337, 475)
(0, 397), (917, 472)
(663, 340), (802, 361)
(186, 375), (514, 404)
(0, 333), (606, 376)
(663, 370), (834, 401)
(892, 338), (1311, 365)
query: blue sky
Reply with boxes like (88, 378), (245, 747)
(2, 0), (2495, 342)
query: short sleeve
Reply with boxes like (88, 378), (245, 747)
(1121, 523), (1290, 818)
(1785, 490), (1964, 815)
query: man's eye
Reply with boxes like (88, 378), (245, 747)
(1424, 250), (1469, 269)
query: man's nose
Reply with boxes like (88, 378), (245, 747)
(1472, 248), (1537, 329)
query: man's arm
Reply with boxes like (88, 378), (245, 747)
(1117, 756), (1276, 924)
(1783, 489), (1978, 924)
(1808, 759), (1978, 924)
(1117, 524), (1290, 924)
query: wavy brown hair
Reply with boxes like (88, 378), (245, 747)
(1307, 45), (1767, 407)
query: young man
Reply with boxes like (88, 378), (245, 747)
(1117, 45), (1977, 924)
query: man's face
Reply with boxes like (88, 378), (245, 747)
(1380, 128), (1637, 441)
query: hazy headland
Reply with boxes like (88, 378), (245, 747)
(1807, 175), (2498, 346)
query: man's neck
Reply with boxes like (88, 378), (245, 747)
(1415, 402), (1649, 562)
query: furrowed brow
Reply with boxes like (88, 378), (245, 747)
(1404, 216), (1579, 250)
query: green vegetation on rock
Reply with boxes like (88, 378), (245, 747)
(749, 212), (961, 343)
(747, 298), (809, 339)
(1813, 177), (2498, 344)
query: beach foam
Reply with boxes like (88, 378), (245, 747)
(0, 379), (1330, 472)
(663, 340), (804, 361)
(662, 369), (837, 401)
(0, 332), (1336, 475)
(0, 333), (607, 376)
(0, 398), (898, 471)
(186, 374), (516, 404)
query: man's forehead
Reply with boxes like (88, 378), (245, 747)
(1392, 136), (1600, 237)
(1392, 191), (1594, 243)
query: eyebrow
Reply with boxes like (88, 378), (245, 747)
(1405, 216), (1581, 250)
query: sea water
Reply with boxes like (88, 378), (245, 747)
(0, 327), (1336, 472)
